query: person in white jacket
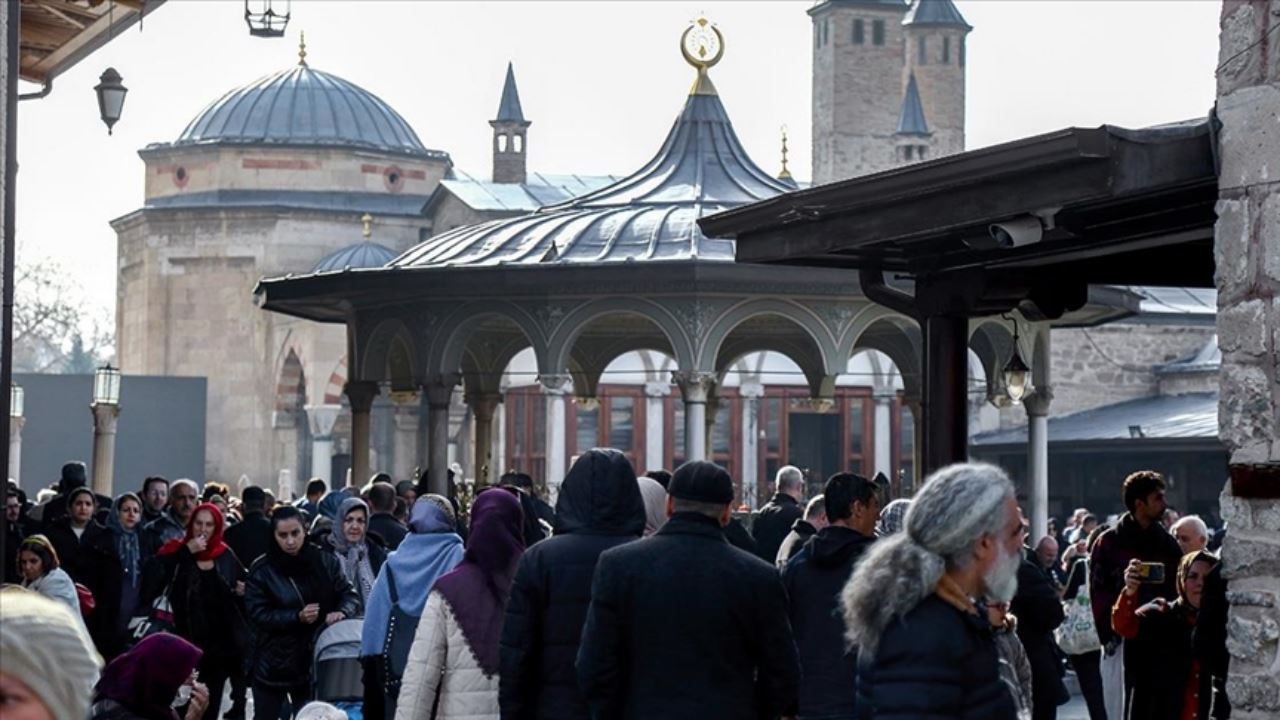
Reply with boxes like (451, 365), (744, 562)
(18, 535), (87, 630)
(396, 489), (525, 720)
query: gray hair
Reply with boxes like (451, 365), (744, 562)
(296, 702), (348, 720)
(1171, 514), (1208, 540)
(804, 494), (826, 521)
(841, 462), (1014, 657)
(776, 466), (804, 493)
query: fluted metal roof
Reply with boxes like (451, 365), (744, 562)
(175, 63), (434, 158)
(903, 0), (972, 29)
(312, 241), (398, 273)
(391, 89), (791, 269)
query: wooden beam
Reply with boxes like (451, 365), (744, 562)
(30, 1), (101, 21)
(38, 4), (88, 30)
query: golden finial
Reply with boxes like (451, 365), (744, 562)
(298, 31), (308, 66)
(361, 213), (373, 239)
(779, 126), (793, 181)
(681, 18), (725, 96)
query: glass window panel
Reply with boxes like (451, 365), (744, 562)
(849, 399), (864, 456)
(712, 402), (731, 455)
(577, 405), (599, 453)
(609, 397), (635, 451)
(765, 398), (781, 454)
(512, 394), (526, 456)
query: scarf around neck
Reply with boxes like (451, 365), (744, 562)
(432, 489), (524, 675)
(158, 502), (229, 562)
(329, 498), (375, 602)
(107, 493), (143, 588)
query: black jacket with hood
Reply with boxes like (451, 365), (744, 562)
(782, 525), (876, 718)
(499, 448), (644, 720)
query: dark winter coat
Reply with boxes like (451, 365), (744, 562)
(243, 549), (360, 687)
(752, 493), (803, 563)
(725, 516), (758, 555)
(87, 699), (150, 720)
(45, 517), (109, 587)
(857, 594), (1018, 720)
(140, 511), (186, 555)
(140, 545), (250, 663)
(368, 512), (408, 551)
(499, 449), (644, 720)
(85, 528), (155, 659)
(577, 512), (800, 720)
(775, 518), (818, 567)
(782, 526), (876, 719)
(1114, 595), (1229, 720)
(223, 510), (271, 568)
(1010, 550), (1067, 719)
(1089, 513), (1181, 648)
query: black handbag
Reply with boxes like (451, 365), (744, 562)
(381, 566), (420, 697)
(126, 567), (178, 645)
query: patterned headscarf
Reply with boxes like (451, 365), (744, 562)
(107, 493), (143, 589)
(328, 497), (376, 603)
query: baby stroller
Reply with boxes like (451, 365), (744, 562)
(313, 618), (365, 720)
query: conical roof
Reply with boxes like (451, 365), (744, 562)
(393, 70), (790, 268)
(903, 0), (972, 29)
(494, 62), (527, 124)
(896, 74), (931, 136)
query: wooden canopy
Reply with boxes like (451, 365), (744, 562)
(19, 0), (163, 85)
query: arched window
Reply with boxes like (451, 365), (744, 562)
(497, 134), (509, 152)
(513, 134), (524, 153)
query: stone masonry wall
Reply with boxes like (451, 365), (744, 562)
(1215, 2), (1280, 717)
(903, 27), (966, 157)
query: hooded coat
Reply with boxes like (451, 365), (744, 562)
(499, 449), (645, 720)
(782, 525), (876, 719)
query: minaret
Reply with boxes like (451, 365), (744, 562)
(490, 62), (530, 184)
(902, 0), (971, 158)
(810, 0), (910, 184)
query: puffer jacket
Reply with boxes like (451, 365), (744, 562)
(243, 549), (360, 688)
(499, 448), (644, 720)
(397, 589), (499, 720)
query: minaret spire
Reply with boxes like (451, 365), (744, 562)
(298, 31), (308, 66)
(778, 126), (793, 181)
(491, 62), (531, 184)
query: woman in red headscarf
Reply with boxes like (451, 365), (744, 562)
(140, 503), (249, 720)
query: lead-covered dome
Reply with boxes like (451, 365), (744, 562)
(176, 63), (430, 157)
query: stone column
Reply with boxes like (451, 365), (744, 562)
(540, 375), (571, 501)
(305, 404), (341, 487)
(469, 394), (502, 486)
(345, 381), (380, 487)
(673, 371), (716, 462)
(492, 398), (507, 479)
(7, 416), (22, 484)
(704, 389), (721, 460)
(1215, 5), (1280, 716)
(739, 381), (765, 509)
(873, 389), (895, 481)
(1023, 388), (1053, 545)
(643, 381), (670, 472)
(902, 395), (922, 497)
(90, 404), (120, 496)
(391, 402), (419, 481)
(424, 377), (457, 496)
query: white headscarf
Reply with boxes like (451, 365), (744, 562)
(0, 587), (102, 720)
(637, 476), (669, 537)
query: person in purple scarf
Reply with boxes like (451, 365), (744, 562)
(394, 488), (525, 720)
(89, 633), (208, 720)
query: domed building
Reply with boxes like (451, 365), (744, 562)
(112, 44), (454, 486)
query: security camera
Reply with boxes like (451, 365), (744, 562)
(987, 216), (1044, 248)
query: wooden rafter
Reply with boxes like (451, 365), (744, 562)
(17, 1), (167, 84)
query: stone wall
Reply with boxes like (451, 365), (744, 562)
(1215, 1), (1280, 716)
(903, 27), (967, 157)
(810, 3), (907, 183)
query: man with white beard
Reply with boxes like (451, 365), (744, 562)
(841, 462), (1024, 720)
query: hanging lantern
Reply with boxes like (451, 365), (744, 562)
(1002, 317), (1032, 404)
(94, 68), (128, 135)
(93, 365), (122, 406)
(245, 0), (291, 37)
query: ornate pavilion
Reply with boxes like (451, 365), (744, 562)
(256, 22), (1132, 508)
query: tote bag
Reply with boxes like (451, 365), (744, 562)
(1055, 560), (1102, 655)
(126, 568), (177, 644)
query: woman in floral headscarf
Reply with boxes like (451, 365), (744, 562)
(318, 497), (386, 609)
(140, 503), (248, 719)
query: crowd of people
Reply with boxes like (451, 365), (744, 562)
(1, 455), (1232, 720)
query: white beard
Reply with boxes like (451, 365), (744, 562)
(984, 544), (1022, 603)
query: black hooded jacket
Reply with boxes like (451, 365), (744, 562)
(499, 449), (644, 720)
(782, 526), (876, 718)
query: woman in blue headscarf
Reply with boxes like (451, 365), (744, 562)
(86, 492), (152, 659)
(360, 495), (465, 720)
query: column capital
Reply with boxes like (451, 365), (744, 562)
(872, 387), (898, 403)
(738, 381), (765, 399)
(91, 403), (120, 434)
(643, 381), (672, 398)
(538, 374), (573, 395)
(1023, 387), (1054, 416)
(304, 403), (342, 438)
(344, 381), (380, 413)
(672, 370), (717, 404)
(9, 416), (25, 437)
(467, 393), (503, 421)
(424, 374), (460, 407)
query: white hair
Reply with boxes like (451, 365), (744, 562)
(841, 462), (1014, 657)
(1171, 514), (1209, 540)
(170, 478), (198, 493)
(776, 466), (804, 493)
(295, 702), (348, 720)
(804, 494), (826, 521)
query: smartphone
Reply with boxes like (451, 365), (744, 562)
(1135, 562), (1165, 584)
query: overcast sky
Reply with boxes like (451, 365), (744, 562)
(16, 1), (1221, 319)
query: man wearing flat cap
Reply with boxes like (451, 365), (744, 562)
(576, 460), (800, 719)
